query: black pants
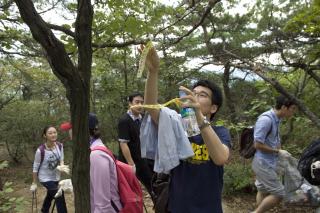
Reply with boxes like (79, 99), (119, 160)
(40, 181), (67, 213)
(136, 159), (155, 199)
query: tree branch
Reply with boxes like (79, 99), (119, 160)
(91, 0), (220, 49)
(47, 23), (76, 37)
(14, 0), (75, 88)
(224, 49), (320, 128)
(0, 47), (40, 57)
(154, 4), (199, 38)
(276, 39), (320, 86)
(170, 0), (221, 45)
(38, 0), (61, 15)
(92, 39), (146, 48)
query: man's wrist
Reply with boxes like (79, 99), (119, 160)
(273, 149), (279, 154)
(199, 117), (211, 130)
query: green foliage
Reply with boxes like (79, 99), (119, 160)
(243, 98), (269, 119)
(223, 162), (255, 195)
(0, 160), (8, 170)
(0, 161), (28, 212)
(0, 183), (28, 212)
(284, 0), (320, 35)
(0, 100), (64, 163)
(282, 116), (319, 150)
(0, 0), (319, 168)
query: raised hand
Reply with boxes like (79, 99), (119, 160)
(139, 43), (160, 74)
(179, 86), (201, 110)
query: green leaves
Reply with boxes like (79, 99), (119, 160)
(284, 0), (320, 35)
(0, 165), (28, 212)
(0, 161), (8, 170)
(0, 181), (28, 212)
(223, 162), (254, 195)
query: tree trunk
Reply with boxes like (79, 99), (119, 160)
(222, 62), (237, 123)
(70, 82), (91, 212)
(14, 0), (93, 212)
(123, 47), (128, 94)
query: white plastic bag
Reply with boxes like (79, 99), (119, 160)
(54, 179), (73, 198)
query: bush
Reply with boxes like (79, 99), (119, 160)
(0, 100), (63, 163)
(223, 162), (255, 195)
(0, 161), (28, 212)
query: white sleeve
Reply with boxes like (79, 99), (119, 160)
(32, 149), (41, 173)
(60, 145), (64, 162)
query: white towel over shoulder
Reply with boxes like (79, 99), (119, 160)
(140, 107), (194, 173)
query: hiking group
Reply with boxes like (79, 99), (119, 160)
(30, 44), (320, 213)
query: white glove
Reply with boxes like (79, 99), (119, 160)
(57, 165), (70, 174)
(30, 183), (37, 192)
(54, 179), (73, 198)
(278, 149), (291, 158)
(132, 164), (136, 174)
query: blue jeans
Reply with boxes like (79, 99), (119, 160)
(40, 181), (67, 213)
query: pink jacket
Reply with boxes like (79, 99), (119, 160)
(90, 139), (122, 213)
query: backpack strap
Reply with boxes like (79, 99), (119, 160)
(38, 144), (46, 174)
(56, 141), (62, 151)
(261, 114), (274, 139)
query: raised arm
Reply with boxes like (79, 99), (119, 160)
(142, 44), (160, 124)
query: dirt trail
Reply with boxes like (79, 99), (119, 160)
(6, 170), (318, 213)
(1, 144), (318, 213)
(16, 184), (155, 213)
(20, 183), (230, 213)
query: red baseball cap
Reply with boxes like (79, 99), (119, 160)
(60, 122), (72, 131)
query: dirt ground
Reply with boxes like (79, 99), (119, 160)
(1, 144), (319, 213)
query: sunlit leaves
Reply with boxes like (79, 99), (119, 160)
(284, 0), (320, 35)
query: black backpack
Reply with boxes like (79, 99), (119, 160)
(239, 115), (273, 159)
(239, 127), (256, 159)
(298, 139), (320, 185)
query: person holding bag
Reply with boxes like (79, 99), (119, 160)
(31, 126), (69, 213)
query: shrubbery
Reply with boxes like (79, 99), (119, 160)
(223, 162), (255, 195)
(0, 161), (28, 212)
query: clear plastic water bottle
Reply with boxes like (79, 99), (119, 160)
(179, 90), (200, 137)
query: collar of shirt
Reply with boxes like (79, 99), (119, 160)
(270, 108), (281, 124)
(90, 138), (103, 146)
(127, 110), (142, 121)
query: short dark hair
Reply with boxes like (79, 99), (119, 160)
(275, 95), (296, 110)
(128, 92), (144, 102)
(192, 79), (223, 120)
(89, 113), (100, 139)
